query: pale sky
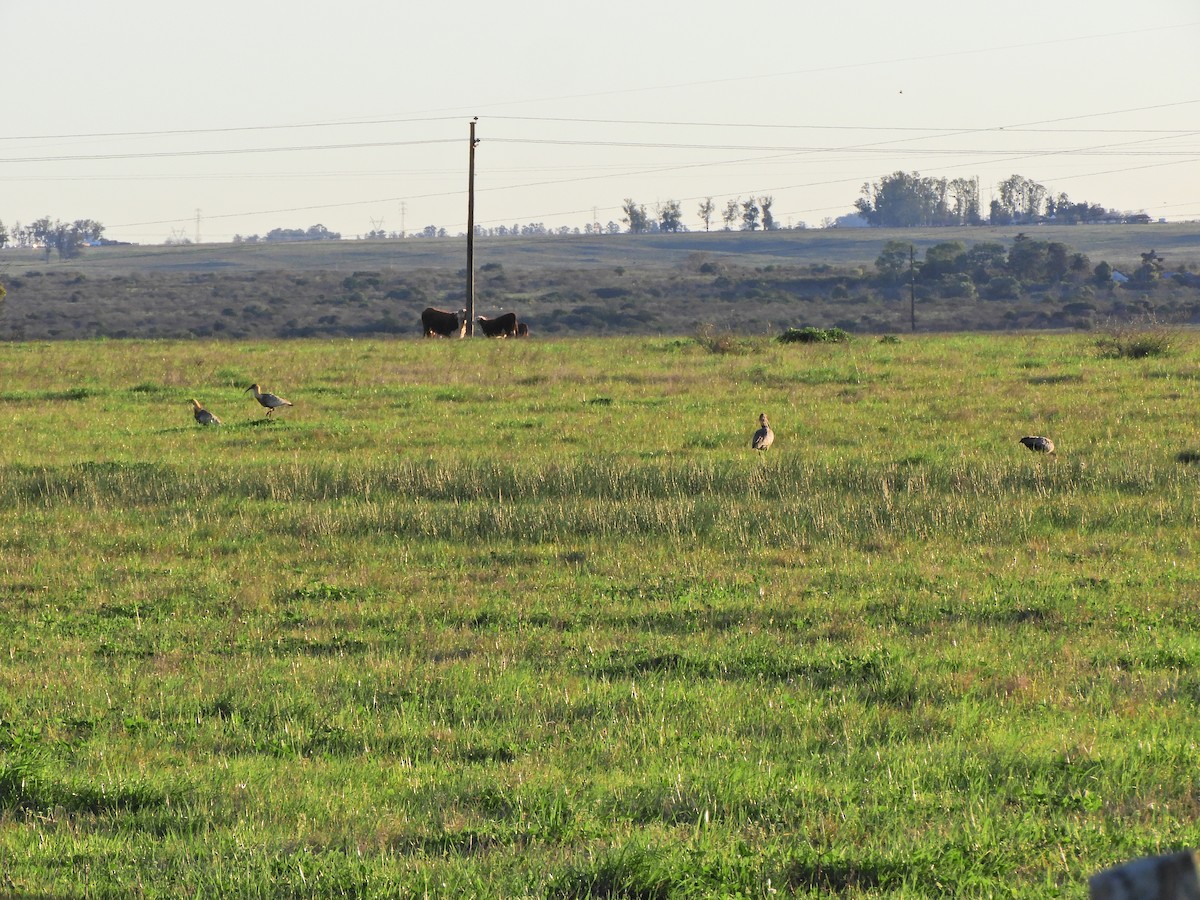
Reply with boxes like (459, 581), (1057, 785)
(4, 1), (1198, 244)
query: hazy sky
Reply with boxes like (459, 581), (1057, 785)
(4, 0), (1198, 244)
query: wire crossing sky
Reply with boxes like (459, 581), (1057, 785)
(4, 0), (1198, 243)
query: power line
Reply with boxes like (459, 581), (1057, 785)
(461, 121), (1200, 225)
(0, 114), (466, 143)
(490, 136), (1200, 157)
(4, 93), (1196, 162)
(5, 106), (1196, 166)
(10, 94), (1197, 237)
(0, 138), (459, 165)
(6, 128), (1195, 168)
(9, 20), (1182, 148)
(103, 140), (1198, 234)
(486, 101), (1200, 134)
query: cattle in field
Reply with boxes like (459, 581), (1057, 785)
(477, 312), (518, 337)
(516, 322), (529, 337)
(421, 307), (467, 338)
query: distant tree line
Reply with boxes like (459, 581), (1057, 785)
(875, 234), (1169, 302)
(0, 217), (106, 259)
(233, 224), (342, 244)
(617, 195), (788, 234)
(0, 168), (1158, 253)
(856, 171), (1150, 228)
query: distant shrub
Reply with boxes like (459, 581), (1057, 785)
(983, 276), (1022, 300)
(1176, 449), (1200, 465)
(385, 286), (425, 302)
(938, 274), (977, 299)
(879, 334), (901, 345)
(342, 272), (381, 291)
(593, 286), (632, 300)
(1096, 335), (1170, 359)
(694, 323), (750, 354)
(1094, 316), (1179, 359)
(777, 327), (851, 344)
(655, 338), (693, 352)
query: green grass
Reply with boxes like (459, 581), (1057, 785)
(2, 333), (1200, 897)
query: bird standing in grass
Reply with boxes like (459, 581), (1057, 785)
(1019, 435), (1055, 456)
(245, 383), (293, 418)
(190, 399), (222, 426)
(751, 413), (774, 451)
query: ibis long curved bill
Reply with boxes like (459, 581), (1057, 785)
(245, 383), (293, 418)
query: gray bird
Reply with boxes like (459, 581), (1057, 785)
(1019, 435), (1055, 456)
(751, 413), (774, 451)
(191, 398), (222, 426)
(245, 383), (293, 418)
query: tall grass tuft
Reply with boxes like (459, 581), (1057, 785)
(692, 323), (752, 354)
(1094, 315), (1180, 358)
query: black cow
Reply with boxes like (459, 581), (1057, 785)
(477, 312), (518, 338)
(516, 322), (529, 337)
(421, 307), (467, 338)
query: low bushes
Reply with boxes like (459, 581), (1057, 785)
(777, 326), (851, 344)
(1094, 316), (1180, 359)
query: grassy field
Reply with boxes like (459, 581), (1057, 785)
(3, 332), (1200, 897)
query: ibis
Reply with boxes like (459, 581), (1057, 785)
(751, 413), (774, 451)
(1019, 435), (1055, 456)
(190, 399), (222, 426)
(245, 383), (293, 418)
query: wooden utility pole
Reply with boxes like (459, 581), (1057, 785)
(466, 117), (478, 336)
(909, 244), (916, 332)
